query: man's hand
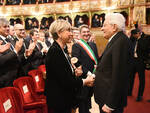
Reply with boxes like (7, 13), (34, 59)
(102, 105), (112, 113)
(28, 40), (36, 51)
(0, 41), (10, 53)
(41, 47), (48, 53)
(15, 38), (23, 53)
(25, 49), (33, 57)
(75, 66), (83, 77)
(25, 40), (37, 57)
(83, 75), (95, 87)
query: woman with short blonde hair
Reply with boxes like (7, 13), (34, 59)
(49, 19), (72, 40)
(45, 19), (95, 113)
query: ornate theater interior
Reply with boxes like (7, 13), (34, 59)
(0, 0), (150, 113)
(0, 0), (150, 54)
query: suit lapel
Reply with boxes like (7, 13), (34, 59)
(0, 36), (7, 45)
(99, 31), (122, 61)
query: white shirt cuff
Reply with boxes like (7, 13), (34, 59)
(87, 71), (92, 76)
(24, 53), (28, 59)
(104, 104), (115, 111)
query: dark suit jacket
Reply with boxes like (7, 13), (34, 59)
(72, 42), (99, 77)
(0, 36), (20, 87)
(44, 41), (83, 109)
(8, 36), (30, 76)
(71, 41), (98, 102)
(94, 31), (132, 109)
(25, 38), (44, 71)
(130, 33), (150, 62)
(45, 38), (51, 48)
(137, 33), (149, 61)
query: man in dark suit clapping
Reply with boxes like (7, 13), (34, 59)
(0, 18), (23, 87)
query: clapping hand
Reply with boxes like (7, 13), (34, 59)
(41, 47), (48, 53)
(28, 40), (36, 51)
(15, 38), (23, 53)
(25, 40), (36, 57)
(0, 41), (10, 53)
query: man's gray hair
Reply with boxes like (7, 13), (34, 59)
(0, 18), (9, 27)
(105, 13), (126, 31)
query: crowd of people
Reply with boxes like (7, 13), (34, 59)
(0, 12), (150, 113)
(0, 18), (52, 87)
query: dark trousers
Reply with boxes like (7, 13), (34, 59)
(128, 58), (145, 97)
(78, 99), (91, 113)
(48, 108), (71, 113)
(99, 106), (124, 113)
(78, 87), (92, 113)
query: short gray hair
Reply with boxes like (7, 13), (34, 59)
(0, 18), (9, 27)
(14, 24), (24, 30)
(105, 13), (125, 31)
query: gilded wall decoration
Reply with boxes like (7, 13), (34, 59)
(89, 1), (100, 10)
(133, 6), (146, 24)
(100, 0), (107, 8)
(80, 1), (89, 10)
(118, 0), (130, 5)
(134, 0), (145, 4)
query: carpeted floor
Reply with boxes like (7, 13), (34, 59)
(124, 70), (150, 113)
(76, 70), (150, 113)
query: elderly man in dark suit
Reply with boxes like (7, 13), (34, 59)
(0, 40), (11, 53)
(72, 24), (99, 113)
(9, 24), (35, 76)
(94, 13), (132, 113)
(0, 18), (23, 88)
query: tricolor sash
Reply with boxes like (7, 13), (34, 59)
(77, 39), (98, 72)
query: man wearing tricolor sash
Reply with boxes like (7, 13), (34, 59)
(72, 24), (99, 113)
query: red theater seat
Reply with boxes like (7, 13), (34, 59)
(13, 76), (48, 113)
(28, 69), (45, 93)
(0, 87), (24, 113)
(38, 65), (46, 79)
(28, 69), (46, 100)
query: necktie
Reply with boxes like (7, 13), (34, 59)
(5, 38), (15, 51)
(46, 39), (51, 47)
(36, 43), (42, 51)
